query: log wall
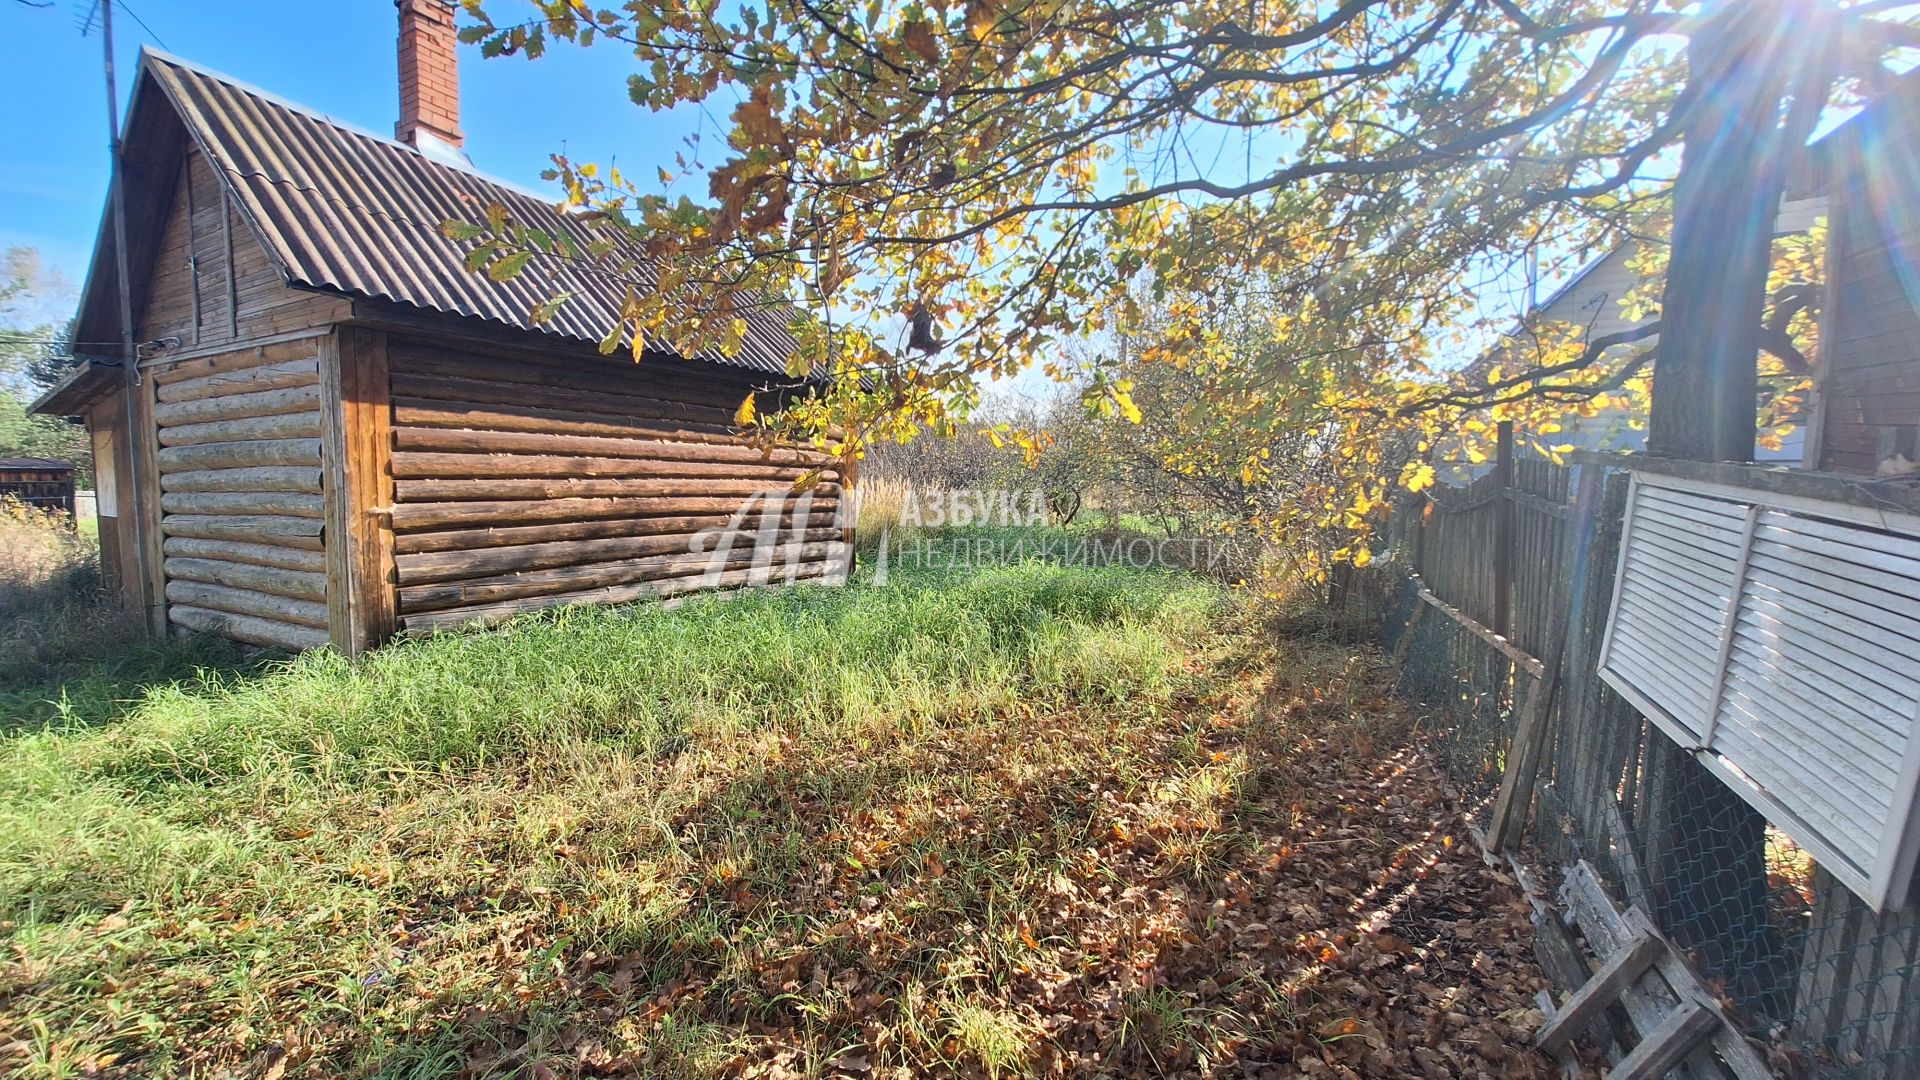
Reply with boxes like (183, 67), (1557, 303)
(151, 340), (332, 650)
(383, 337), (843, 633)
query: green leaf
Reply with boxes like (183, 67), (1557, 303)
(487, 251), (536, 282)
(440, 220), (487, 242)
(598, 320), (625, 356)
(530, 293), (572, 326)
(463, 241), (500, 274)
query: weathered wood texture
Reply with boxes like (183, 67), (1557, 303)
(146, 342), (336, 649)
(138, 149), (351, 349)
(385, 338), (843, 631)
(324, 327), (397, 655)
(84, 388), (145, 617)
(1815, 118), (1920, 475)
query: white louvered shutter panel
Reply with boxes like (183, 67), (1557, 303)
(1599, 480), (1754, 746)
(1600, 473), (1920, 910)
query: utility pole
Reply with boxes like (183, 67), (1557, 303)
(92, 0), (160, 629)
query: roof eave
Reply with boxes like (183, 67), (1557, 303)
(30, 358), (125, 417)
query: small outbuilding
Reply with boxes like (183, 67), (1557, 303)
(0, 458), (77, 517)
(34, 1), (845, 655)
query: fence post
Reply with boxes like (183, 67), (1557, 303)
(1493, 420), (1515, 640)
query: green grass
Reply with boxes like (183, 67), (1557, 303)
(0, 538), (1232, 1077)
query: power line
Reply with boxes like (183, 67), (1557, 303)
(112, 0), (166, 50)
(74, 0), (167, 51)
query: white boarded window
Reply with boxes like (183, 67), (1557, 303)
(1599, 473), (1920, 910)
(91, 426), (118, 518)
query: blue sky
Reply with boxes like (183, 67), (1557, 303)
(0, 0), (717, 295)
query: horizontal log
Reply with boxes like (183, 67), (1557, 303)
(394, 477), (838, 502)
(156, 357), (320, 403)
(160, 491), (326, 518)
(396, 526), (843, 585)
(154, 383), (323, 427)
(165, 556), (328, 602)
(391, 509), (827, 555)
(390, 372), (732, 427)
(161, 515), (326, 550)
(157, 438), (323, 474)
(162, 536), (327, 571)
(391, 425), (829, 469)
(400, 559), (834, 632)
(169, 604), (330, 651)
(157, 410), (323, 447)
(160, 466), (324, 494)
(393, 398), (738, 445)
(166, 579), (330, 630)
(390, 343), (756, 411)
(389, 451), (818, 483)
(149, 339), (324, 385)
(400, 540), (839, 613)
(389, 495), (839, 532)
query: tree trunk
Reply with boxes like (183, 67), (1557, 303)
(1646, 3), (1801, 463)
(1637, 1), (1811, 1027)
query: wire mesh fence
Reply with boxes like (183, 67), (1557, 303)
(1379, 457), (1920, 1079)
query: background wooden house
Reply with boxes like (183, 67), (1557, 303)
(0, 458), (76, 517)
(1806, 72), (1920, 476)
(33, 0), (843, 656)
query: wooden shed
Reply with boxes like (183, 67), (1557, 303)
(34, 5), (844, 656)
(0, 458), (77, 517)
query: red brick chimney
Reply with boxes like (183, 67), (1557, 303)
(396, 0), (464, 152)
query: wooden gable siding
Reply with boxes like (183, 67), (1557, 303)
(1535, 244), (1652, 345)
(1816, 129), (1920, 474)
(380, 337), (843, 633)
(138, 149), (350, 349)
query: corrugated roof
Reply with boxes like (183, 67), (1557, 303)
(0, 459), (76, 471)
(141, 49), (802, 378)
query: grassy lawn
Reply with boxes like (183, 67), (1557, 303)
(0, 538), (1551, 1078)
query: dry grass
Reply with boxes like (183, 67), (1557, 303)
(853, 477), (912, 540)
(0, 499), (136, 682)
(0, 499), (242, 732)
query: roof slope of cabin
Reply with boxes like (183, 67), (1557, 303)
(72, 49), (800, 378)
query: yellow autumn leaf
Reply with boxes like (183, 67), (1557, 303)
(1400, 461), (1437, 493)
(734, 393), (757, 426)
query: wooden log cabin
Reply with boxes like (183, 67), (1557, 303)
(33, 2), (844, 655)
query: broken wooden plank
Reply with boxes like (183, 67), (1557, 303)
(1561, 861), (1775, 1080)
(1537, 928), (1665, 1054)
(1613, 1001), (1717, 1080)
(1535, 990), (1585, 1080)
(1560, 865), (1716, 1080)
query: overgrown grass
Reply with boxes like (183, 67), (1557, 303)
(0, 542), (1229, 1076)
(1, 529), (1552, 1078)
(0, 498), (248, 734)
